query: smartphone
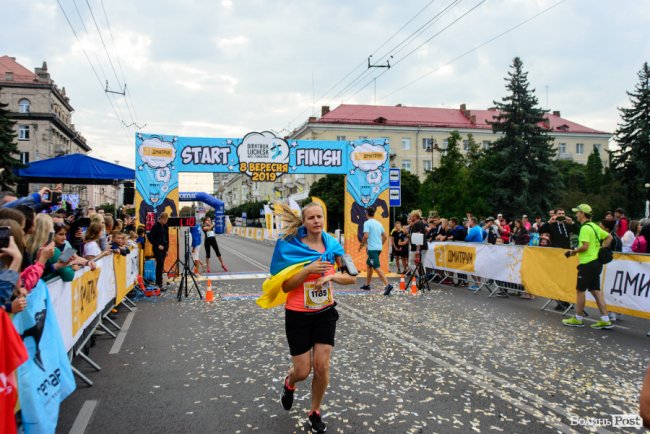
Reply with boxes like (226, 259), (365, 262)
(42, 191), (50, 201)
(0, 226), (10, 249)
(59, 247), (77, 263)
(51, 191), (62, 203)
(340, 253), (359, 276)
(47, 231), (54, 245)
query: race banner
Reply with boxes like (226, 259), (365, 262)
(114, 255), (128, 305)
(426, 242), (523, 283)
(12, 280), (75, 434)
(521, 246), (577, 302)
(71, 268), (101, 338)
(587, 253), (650, 319)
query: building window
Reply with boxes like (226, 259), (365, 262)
(20, 152), (29, 164)
(482, 141), (491, 150)
(18, 125), (30, 140)
(336, 135), (346, 141)
(358, 135), (368, 140)
(18, 99), (30, 113)
(463, 140), (469, 152)
(576, 143), (584, 155)
(423, 160), (432, 172)
(593, 143), (602, 153)
(558, 143), (567, 154)
(402, 159), (412, 172)
(402, 137), (411, 150)
(422, 138), (433, 150)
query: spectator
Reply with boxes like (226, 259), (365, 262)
(136, 226), (146, 250)
(533, 215), (544, 231)
(0, 207), (26, 230)
(614, 208), (628, 238)
(390, 221), (403, 274)
(26, 214), (77, 282)
(2, 218), (53, 292)
(464, 216), (485, 243)
(600, 219), (622, 252)
(110, 231), (130, 256)
(539, 208), (579, 249)
(426, 218), (440, 243)
(123, 214), (136, 233)
(632, 223), (650, 254)
(497, 214), (511, 243)
(621, 220), (639, 253)
(604, 210), (615, 221)
(435, 218), (450, 241)
(0, 232), (22, 307)
(407, 210), (428, 275)
(396, 223), (410, 275)
(148, 212), (170, 289)
(54, 222), (95, 271)
(83, 221), (112, 261)
(512, 219), (530, 245)
(483, 217), (500, 244)
(448, 217), (467, 241)
(522, 215), (532, 231)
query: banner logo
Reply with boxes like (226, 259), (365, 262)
(445, 245), (476, 272)
(237, 131), (289, 181)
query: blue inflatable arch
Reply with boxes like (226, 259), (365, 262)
(179, 192), (225, 234)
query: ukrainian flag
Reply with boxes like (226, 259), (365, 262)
(257, 227), (344, 309)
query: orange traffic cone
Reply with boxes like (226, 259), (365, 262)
(399, 275), (406, 291)
(410, 279), (418, 295)
(137, 275), (145, 291)
(205, 279), (214, 302)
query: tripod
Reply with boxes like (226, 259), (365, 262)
(404, 253), (431, 292)
(177, 228), (202, 301)
(165, 227), (182, 278)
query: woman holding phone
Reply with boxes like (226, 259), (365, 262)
(54, 222), (95, 272)
(259, 202), (356, 434)
(26, 214), (82, 282)
(201, 217), (227, 272)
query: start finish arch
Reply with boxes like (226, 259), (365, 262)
(135, 131), (391, 273)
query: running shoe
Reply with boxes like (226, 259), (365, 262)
(562, 317), (585, 327)
(591, 320), (613, 330)
(280, 376), (294, 410)
(308, 411), (327, 433)
(383, 284), (394, 296)
(360, 284), (371, 291)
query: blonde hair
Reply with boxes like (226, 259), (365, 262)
(85, 221), (103, 242)
(91, 214), (104, 225)
(410, 209), (422, 219)
(26, 213), (54, 259)
(275, 201), (323, 239)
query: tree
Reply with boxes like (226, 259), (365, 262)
(396, 169), (421, 218)
(480, 57), (562, 217)
(308, 174), (345, 229)
(421, 131), (475, 217)
(611, 62), (650, 216)
(584, 147), (604, 194)
(0, 93), (25, 190)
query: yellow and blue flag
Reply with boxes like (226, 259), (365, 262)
(257, 227), (344, 309)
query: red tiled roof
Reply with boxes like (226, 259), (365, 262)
(0, 55), (39, 83)
(316, 104), (608, 135)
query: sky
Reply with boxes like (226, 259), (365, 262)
(2, 0), (650, 183)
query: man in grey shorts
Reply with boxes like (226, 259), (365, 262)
(359, 207), (392, 295)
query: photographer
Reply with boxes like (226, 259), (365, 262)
(539, 208), (579, 249)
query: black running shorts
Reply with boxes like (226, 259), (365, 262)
(576, 259), (603, 292)
(285, 305), (339, 356)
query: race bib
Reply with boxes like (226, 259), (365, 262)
(207, 230), (215, 238)
(303, 281), (333, 310)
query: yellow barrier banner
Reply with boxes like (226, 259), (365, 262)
(521, 247), (578, 303)
(114, 254), (128, 305)
(71, 267), (101, 336)
(442, 244), (477, 272)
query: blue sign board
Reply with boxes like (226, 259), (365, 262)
(389, 188), (401, 207)
(389, 168), (401, 188)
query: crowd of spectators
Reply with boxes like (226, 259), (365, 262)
(0, 187), (141, 316)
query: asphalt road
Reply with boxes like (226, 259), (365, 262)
(57, 234), (649, 434)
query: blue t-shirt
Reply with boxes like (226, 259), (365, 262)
(363, 218), (385, 251)
(465, 225), (486, 243)
(190, 224), (202, 248)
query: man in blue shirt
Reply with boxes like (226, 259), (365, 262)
(465, 216), (486, 243)
(359, 207), (392, 295)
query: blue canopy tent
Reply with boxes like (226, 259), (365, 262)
(16, 153), (134, 184)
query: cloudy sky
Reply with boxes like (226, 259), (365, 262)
(3, 0), (650, 173)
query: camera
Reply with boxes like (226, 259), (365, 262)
(556, 216), (565, 222)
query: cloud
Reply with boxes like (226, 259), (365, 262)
(216, 35), (248, 51)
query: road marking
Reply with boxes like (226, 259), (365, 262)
(225, 246), (268, 270)
(109, 310), (136, 355)
(337, 301), (613, 434)
(69, 399), (98, 434)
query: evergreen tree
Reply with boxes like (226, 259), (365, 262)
(421, 131), (475, 216)
(0, 93), (24, 190)
(481, 57), (562, 216)
(611, 62), (650, 216)
(464, 133), (482, 168)
(584, 147), (604, 194)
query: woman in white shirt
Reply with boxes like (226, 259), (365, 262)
(621, 220), (639, 253)
(83, 221), (112, 261)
